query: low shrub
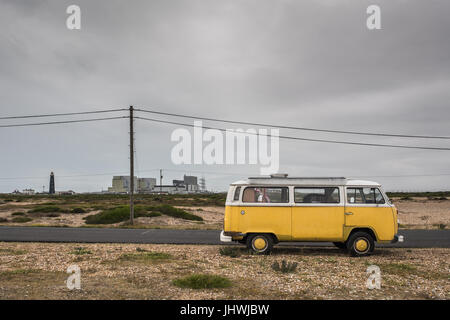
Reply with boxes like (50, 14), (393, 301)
(0, 218), (8, 223)
(70, 247), (92, 255)
(28, 212), (60, 218)
(11, 212), (25, 216)
(84, 205), (198, 224)
(172, 274), (232, 289)
(219, 247), (241, 258)
(147, 204), (203, 221)
(435, 223), (446, 230)
(28, 206), (68, 213)
(84, 206), (158, 224)
(271, 260), (298, 273)
(71, 207), (87, 214)
(11, 217), (33, 223)
(119, 251), (172, 262)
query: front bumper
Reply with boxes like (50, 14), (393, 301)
(391, 234), (405, 243)
(220, 230), (232, 242)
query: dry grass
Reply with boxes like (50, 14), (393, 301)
(393, 197), (450, 229)
(0, 242), (448, 300)
(1, 196), (449, 229)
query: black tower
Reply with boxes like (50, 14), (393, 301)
(49, 172), (55, 194)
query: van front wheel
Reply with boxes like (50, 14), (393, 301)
(247, 234), (273, 254)
(347, 232), (374, 257)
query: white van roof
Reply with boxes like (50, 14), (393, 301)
(230, 175), (380, 187)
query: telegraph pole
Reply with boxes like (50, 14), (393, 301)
(160, 169), (163, 192)
(129, 106), (135, 224)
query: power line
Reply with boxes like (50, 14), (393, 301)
(352, 173), (450, 178)
(135, 107), (450, 140)
(2, 170), (450, 181)
(0, 169), (161, 180)
(0, 108), (127, 120)
(135, 116), (450, 151)
(0, 116), (128, 128)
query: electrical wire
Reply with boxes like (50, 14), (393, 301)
(0, 116), (128, 128)
(135, 116), (450, 151)
(0, 108), (127, 120)
(135, 107), (450, 140)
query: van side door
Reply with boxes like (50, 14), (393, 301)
(291, 186), (344, 241)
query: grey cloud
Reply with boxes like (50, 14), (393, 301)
(0, 0), (449, 192)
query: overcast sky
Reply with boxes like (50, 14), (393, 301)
(0, 0), (449, 193)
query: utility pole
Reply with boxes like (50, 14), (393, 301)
(160, 169), (163, 192)
(129, 106), (134, 225)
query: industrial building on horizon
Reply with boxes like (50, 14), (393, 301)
(107, 174), (204, 194)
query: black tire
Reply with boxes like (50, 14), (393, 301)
(246, 234), (273, 254)
(332, 242), (347, 249)
(346, 231), (375, 257)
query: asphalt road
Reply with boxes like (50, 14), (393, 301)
(0, 226), (449, 248)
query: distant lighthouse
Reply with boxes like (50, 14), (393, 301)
(49, 172), (55, 194)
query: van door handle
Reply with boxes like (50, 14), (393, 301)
(345, 212), (353, 215)
(241, 210), (245, 215)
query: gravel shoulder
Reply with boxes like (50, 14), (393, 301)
(0, 242), (448, 300)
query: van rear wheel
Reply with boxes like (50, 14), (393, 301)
(247, 234), (273, 254)
(347, 232), (374, 257)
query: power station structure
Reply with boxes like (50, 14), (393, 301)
(107, 174), (204, 194)
(49, 172), (55, 194)
(107, 176), (157, 193)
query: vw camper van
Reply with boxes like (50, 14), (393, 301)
(220, 174), (403, 256)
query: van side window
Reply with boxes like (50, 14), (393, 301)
(242, 187), (289, 203)
(347, 188), (385, 204)
(294, 187), (340, 203)
(233, 187), (241, 201)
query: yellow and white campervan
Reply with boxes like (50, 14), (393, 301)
(220, 174), (403, 256)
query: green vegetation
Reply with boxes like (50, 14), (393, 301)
(119, 251), (172, 262)
(28, 206), (68, 213)
(0, 218), (7, 223)
(172, 274), (232, 289)
(71, 207), (87, 213)
(83, 205), (162, 224)
(386, 191), (450, 198)
(0, 248), (27, 255)
(271, 260), (298, 273)
(11, 212), (25, 216)
(11, 216), (33, 223)
(0, 192), (227, 207)
(84, 204), (201, 224)
(148, 204), (203, 221)
(70, 247), (92, 255)
(219, 247), (242, 258)
(0, 269), (39, 280)
(379, 263), (417, 276)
